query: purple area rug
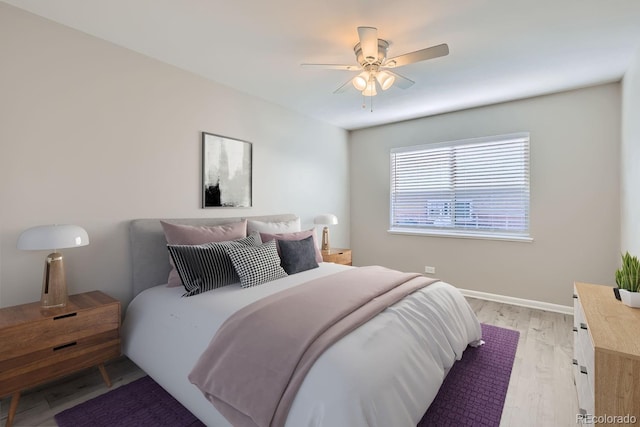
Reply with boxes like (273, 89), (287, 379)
(55, 375), (204, 427)
(418, 323), (519, 426)
(55, 323), (518, 427)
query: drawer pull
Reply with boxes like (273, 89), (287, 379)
(53, 312), (78, 320)
(580, 323), (588, 330)
(579, 365), (588, 375)
(573, 294), (578, 299)
(572, 358), (578, 365)
(572, 327), (578, 332)
(53, 341), (77, 351)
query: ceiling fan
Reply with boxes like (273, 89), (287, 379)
(301, 26), (449, 97)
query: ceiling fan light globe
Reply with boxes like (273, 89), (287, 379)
(352, 73), (369, 91)
(362, 80), (377, 97)
(377, 71), (395, 90)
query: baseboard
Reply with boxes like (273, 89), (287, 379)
(458, 288), (573, 315)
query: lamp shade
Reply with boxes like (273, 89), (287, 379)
(17, 224), (90, 251)
(314, 214), (338, 226)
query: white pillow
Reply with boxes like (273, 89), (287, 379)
(247, 217), (301, 234)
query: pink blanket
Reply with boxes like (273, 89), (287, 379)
(188, 266), (438, 427)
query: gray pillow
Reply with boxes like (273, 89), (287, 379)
(167, 233), (261, 296)
(227, 239), (288, 288)
(278, 235), (319, 275)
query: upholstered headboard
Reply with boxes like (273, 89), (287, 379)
(129, 214), (299, 296)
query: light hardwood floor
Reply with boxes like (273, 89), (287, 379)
(467, 298), (578, 427)
(1, 298), (578, 427)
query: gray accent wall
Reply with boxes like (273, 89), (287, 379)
(350, 84), (621, 306)
(0, 4), (350, 308)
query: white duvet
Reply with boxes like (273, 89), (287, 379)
(122, 263), (481, 427)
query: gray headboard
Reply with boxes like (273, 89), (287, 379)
(129, 214), (299, 296)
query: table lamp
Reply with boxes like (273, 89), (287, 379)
(314, 213), (338, 252)
(17, 224), (90, 308)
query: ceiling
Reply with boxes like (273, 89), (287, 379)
(4, 0), (640, 130)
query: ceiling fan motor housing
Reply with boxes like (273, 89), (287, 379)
(354, 39), (389, 66)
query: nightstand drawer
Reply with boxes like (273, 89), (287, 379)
(0, 303), (119, 361)
(322, 248), (352, 265)
(329, 251), (351, 265)
(0, 330), (120, 396)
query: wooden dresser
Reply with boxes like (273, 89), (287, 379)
(321, 248), (352, 266)
(573, 282), (640, 426)
(0, 291), (121, 427)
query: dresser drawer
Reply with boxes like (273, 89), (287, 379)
(573, 287), (583, 328)
(577, 323), (595, 394)
(573, 362), (595, 422)
(0, 303), (119, 361)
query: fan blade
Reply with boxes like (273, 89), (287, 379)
(386, 70), (415, 89)
(333, 77), (355, 94)
(385, 43), (449, 68)
(357, 27), (378, 63)
(301, 63), (360, 71)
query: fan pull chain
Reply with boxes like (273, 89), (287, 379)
(361, 93), (375, 111)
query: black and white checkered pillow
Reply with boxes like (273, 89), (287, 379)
(227, 239), (288, 288)
(167, 233), (261, 296)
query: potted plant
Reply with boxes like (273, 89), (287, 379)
(615, 252), (640, 308)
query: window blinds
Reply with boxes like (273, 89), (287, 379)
(390, 133), (530, 237)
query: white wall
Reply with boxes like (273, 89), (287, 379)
(621, 47), (640, 255)
(0, 4), (349, 308)
(350, 84), (620, 306)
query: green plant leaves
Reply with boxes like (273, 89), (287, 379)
(615, 252), (640, 292)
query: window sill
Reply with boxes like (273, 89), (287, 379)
(388, 228), (534, 243)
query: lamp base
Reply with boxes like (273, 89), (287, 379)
(321, 226), (330, 252)
(41, 252), (67, 308)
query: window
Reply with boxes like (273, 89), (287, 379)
(390, 133), (531, 241)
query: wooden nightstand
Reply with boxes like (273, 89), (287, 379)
(0, 291), (121, 427)
(321, 248), (352, 266)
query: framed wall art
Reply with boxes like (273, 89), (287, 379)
(202, 132), (252, 208)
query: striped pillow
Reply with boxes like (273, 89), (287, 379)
(167, 233), (261, 296)
(227, 239), (288, 288)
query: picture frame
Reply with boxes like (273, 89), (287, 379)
(202, 132), (252, 208)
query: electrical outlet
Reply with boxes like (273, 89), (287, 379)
(424, 266), (436, 274)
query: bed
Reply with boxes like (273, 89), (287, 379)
(122, 214), (482, 427)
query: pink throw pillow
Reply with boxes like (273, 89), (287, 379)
(161, 220), (247, 286)
(260, 228), (323, 263)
